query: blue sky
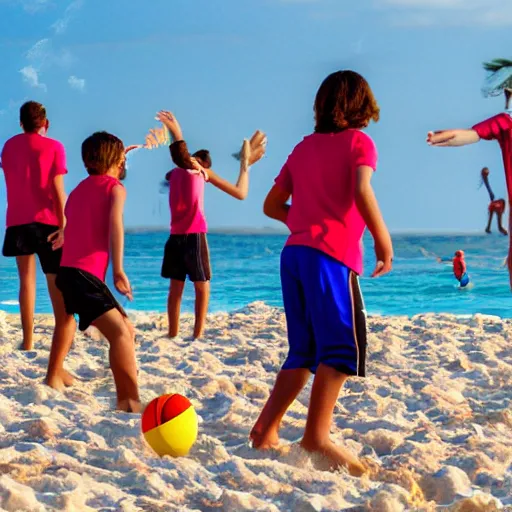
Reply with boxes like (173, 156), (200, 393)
(1, 0), (511, 232)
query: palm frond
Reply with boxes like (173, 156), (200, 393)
(483, 58), (512, 73)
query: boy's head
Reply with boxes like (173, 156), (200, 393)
(314, 70), (380, 133)
(82, 131), (126, 180)
(20, 101), (49, 134)
(192, 149), (212, 169)
(455, 250), (465, 258)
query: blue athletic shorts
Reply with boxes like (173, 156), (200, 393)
(280, 245), (367, 377)
(459, 273), (470, 287)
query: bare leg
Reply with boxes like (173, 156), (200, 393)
(45, 274), (76, 390)
(15, 255), (36, 350)
(497, 211), (509, 235)
(167, 279), (185, 338)
(251, 368), (310, 449)
(486, 211), (493, 234)
(92, 309), (141, 413)
(301, 364), (366, 476)
(193, 281), (210, 339)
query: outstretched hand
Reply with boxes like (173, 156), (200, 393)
(156, 111), (183, 142)
(233, 130), (267, 165)
(426, 130), (456, 147)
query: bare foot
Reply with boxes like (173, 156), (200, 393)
(485, 228), (492, 234)
(301, 438), (367, 477)
(500, 228), (509, 236)
(117, 399), (143, 413)
(250, 426), (280, 450)
(45, 368), (75, 391)
(21, 340), (33, 351)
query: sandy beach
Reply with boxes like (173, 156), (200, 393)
(0, 303), (511, 511)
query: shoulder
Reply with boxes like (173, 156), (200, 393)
(44, 137), (65, 152)
(2, 134), (22, 152)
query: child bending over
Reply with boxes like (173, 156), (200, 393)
(46, 131), (140, 413)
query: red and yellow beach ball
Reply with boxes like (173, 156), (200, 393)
(141, 394), (198, 457)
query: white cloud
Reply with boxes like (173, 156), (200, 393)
(52, 0), (84, 35)
(20, 0), (50, 14)
(20, 65), (46, 91)
(25, 38), (50, 62)
(68, 75), (86, 92)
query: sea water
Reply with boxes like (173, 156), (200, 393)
(1, 232), (511, 317)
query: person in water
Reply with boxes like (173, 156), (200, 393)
(452, 250), (470, 288)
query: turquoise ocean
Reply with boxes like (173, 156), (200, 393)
(1, 232), (511, 318)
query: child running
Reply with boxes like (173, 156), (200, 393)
(1, 101), (73, 352)
(156, 110), (266, 340)
(46, 131), (140, 412)
(427, 97), (512, 288)
(250, 71), (393, 476)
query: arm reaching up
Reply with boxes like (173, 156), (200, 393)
(110, 185), (132, 301)
(354, 165), (393, 277)
(426, 129), (480, 147)
(205, 140), (253, 200)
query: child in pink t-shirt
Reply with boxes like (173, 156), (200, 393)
(250, 71), (393, 476)
(1, 101), (69, 352)
(156, 111), (266, 340)
(46, 131), (140, 413)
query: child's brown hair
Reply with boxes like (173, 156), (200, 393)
(314, 70), (380, 133)
(82, 131), (125, 176)
(20, 101), (47, 133)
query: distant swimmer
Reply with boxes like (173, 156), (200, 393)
(480, 167), (508, 235)
(452, 250), (470, 288)
(420, 247), (470, 288)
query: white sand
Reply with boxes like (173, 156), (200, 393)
(0, 303), (511, 511)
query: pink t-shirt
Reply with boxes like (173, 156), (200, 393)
(1, 133), (67, 227)
(168, 167), (207, 234)
(275, 129), (378, 275)
(472, 114), (512, 201)
(60, 175), (122, 281)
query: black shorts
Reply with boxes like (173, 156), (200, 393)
(161, 233), (211, 282)
(2, 222), (62, 274)
(56, 267), (127, 331)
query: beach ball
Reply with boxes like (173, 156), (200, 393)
(141, 394), (198, 457)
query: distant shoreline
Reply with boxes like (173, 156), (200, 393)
(124, 226), (491, 237)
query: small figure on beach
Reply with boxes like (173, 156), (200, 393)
(1, 101), (69, 352)
(46, 131), (141, 413)
(480, 167), (507, 235)
(250, 70), (393, 476)
(156, 110), (266, 340)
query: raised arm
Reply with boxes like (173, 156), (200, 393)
(206, 140), (252, 200)
(355, 166), (393, 277)
(427, 129), (480, 147)
(110, 185), (132, 300)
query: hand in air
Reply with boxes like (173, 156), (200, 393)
(189, 157), (209, 181)
(426, 130), (455, 147)
(156, 111), (183, 141)
(371, 242), (393, 278)
(48, 229), (64, 251)
(114, 271), (133, 301)
(233, 130), (267, 165)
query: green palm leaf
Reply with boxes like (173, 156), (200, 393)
(483, 58), (512, 73)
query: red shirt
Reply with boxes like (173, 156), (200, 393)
(453, 256), (466, 280)
(60, 175), (122, 281)
(1, 133), (67, 227)
(275, 129), (378, 275)
(473, 114), (512, 201)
